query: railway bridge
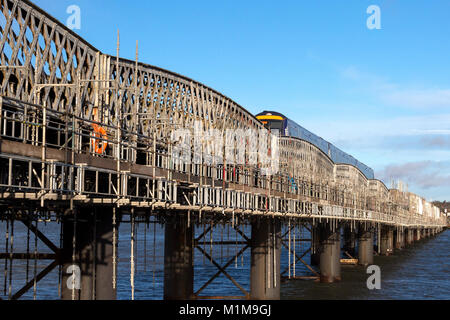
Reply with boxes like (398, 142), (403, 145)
(0, 0), (446, 300)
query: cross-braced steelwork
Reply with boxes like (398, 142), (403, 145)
(0, 0), (446, 300)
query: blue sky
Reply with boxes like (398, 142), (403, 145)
(32, 0), (450, 201)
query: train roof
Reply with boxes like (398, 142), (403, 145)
(256, 110), (375, 179)
(256, 110), (287, 118)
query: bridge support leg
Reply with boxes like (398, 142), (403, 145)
(358, 225), (373, 266)
(310, 225), (321, 266)
(164, 212), (193, 300)
(415, 229), (420, 241)
(61, 207), (116, 300)
(250, 217), (281, 300)
(406, 229), (413, 246)
(394, 229), (404, 249)
(343, 225), (356, 258)
(318, 223), (341, 283)
(380, 226), (393, 256)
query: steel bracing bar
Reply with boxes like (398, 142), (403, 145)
(11, 260), (58, 300)
(281, 243), (319, 277)
(194, 244), (250, 298)
(20, 219), (60, 254)
(0, 253), (57, 259)
(0, 2), (445, 300)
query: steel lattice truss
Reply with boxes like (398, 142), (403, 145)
(0, 0), (262, 139)
(0, 0), (446, 229)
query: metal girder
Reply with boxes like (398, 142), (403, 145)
(11, 259), (58, 300)
(0, 213), (61, 300)
(281, 244), (319, 278)
(0, 0), (445, 230)
(193, 224), (250, 299)
(194, 244), (250, 299)
(20, 219), (60, 254)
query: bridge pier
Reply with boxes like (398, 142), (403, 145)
(164, 212), (194, 300)
(310, 225), (321, 266)
(61, 207), (116, 300)
(250, 217), (281, 300)
(358, 225), (373, 266)
(343, 225), (356, 258)
(394, 229), (405, 249)
(317, 223), (341, 283)
(380, 226), (394, 256)
(406, 229), (413, 246)
(415, 228), (421, 241)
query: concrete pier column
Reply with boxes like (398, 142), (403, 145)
(318, 223), (341, 283)
(394, 229), (404, 249)
(61, 207), (116, 300)
(164, 213), (193, 300)
(406, 229), (413, 246)
(343, 225), (356, 258)
(250, 217), (281, 300)
(415, 229), (420, 241)
(310, 225), (321, 266)
(380, 226), (394, 256)
(358, 225), (373, 266)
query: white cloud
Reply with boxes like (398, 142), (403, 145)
(382, 89), (450, 109)
(306, 113), (450, 143)
(339, 66), (450, 109)
(377, 160), (450, 190)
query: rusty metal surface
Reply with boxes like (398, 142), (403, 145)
(0, 0), (445, 229)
